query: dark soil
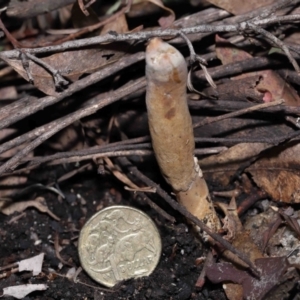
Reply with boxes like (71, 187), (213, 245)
(0, 170), (226, 300)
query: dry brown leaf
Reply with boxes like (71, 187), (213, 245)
(215, 35), (300, 106)
(200, 139), (300, 203)
(137, 0), (175, 28)
(101, 13), (129, 35)
(1, 197), (60, 220)
(199, 142), (269, 186)
(0, 45), (127, 96)
(248, 141), (300, 203)
(200, 37), (300, 189)
(222, 283), (243, 300)
(128, 1), (161, 18)
(202, 75), (265, 102)
(3, 2), (134, 96)
(206, 0), (274, 15)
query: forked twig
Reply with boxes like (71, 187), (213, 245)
(22, 52), (69, 88)
(245, 22), (300, 73)
(179, 32), (217, 91)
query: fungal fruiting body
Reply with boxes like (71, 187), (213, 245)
(145, 38), (220, 232)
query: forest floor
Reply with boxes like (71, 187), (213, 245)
(1, 0), (300, 299)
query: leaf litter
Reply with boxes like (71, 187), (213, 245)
(1, 253), (46, 299)
(1, 0), (300, 299)
(2, 284), (48, 299)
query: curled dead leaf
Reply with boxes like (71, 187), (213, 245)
(1, 197), (60, 221)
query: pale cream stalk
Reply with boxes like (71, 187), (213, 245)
(145, 38), (220, 232)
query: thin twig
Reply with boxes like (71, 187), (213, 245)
(194, 130), (300, 145)
(195, 251), (214, 288)
(189, 98), (300, 113)
(253, 13), (300, 24)
(22, 145), (225, 166)
(54, 233), (74, 267)
(246, 22), (300, 73)
(178, 32), (207, 65)
(194, 57), (279, 82)
(78, 0), (90, 16)
(48, 163), (92, 186)
(107, 154), (175, 222)
(1, 15), (300, 58)
(103, 156), (143, 190)
(0, 17), (22, 48)
(29, 143), (152, 164)
(179, 32), (216, 90)
(135, 192), (176, 223)
(193, 99), (285, 128)
(0, 146), (226, 176)
(0, 150), (152, 176)
(285, 116), (300, 128)
(195, 147), (227, 155)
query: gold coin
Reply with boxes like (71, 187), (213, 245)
(78, 205), (162, 287)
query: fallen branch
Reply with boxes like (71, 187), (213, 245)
(1, 15), (300, 57)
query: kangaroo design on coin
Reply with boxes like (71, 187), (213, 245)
(78, 206), (162, 287)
